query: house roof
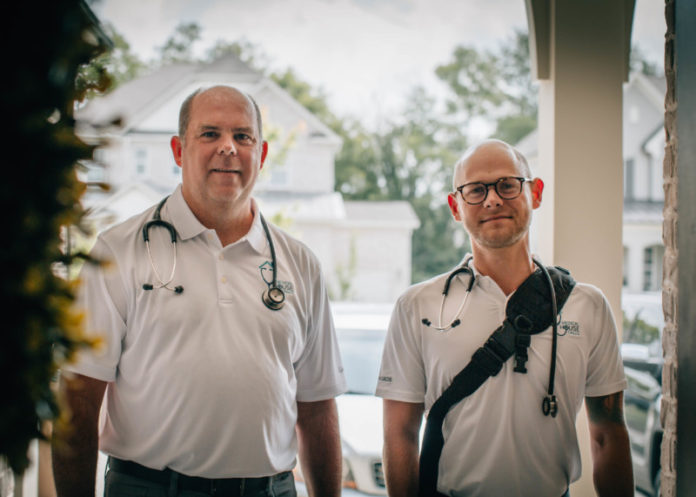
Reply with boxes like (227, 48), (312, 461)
(344, 200), (420, 230)
(76, 54), (263, 130)
(254, 193), (420, 230)
(75, 54), (341, 145)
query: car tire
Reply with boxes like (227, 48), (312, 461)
(653, 468), (661, 497)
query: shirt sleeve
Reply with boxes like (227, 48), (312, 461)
(584, 289), (628, 397)
(293, 257), (347, 402)
(61, 236), (128, 382)
(375, 293), (426, 403)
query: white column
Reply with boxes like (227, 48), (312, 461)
(529, 0), (633, 495)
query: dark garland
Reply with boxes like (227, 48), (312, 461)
(1, 1), (110, 473)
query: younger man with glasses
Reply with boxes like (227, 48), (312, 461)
(376, 139), (633, 497)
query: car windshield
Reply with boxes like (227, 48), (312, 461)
(337, 328), (387, 395)
(621, 291), (663, 359)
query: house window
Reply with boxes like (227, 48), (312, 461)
(135, 148), (147, 175)
(623, 246), (628, 287)
(643, 245), (664, 291)
(624, 158), (635, 200)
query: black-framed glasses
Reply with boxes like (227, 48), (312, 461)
(455, 176), (532, 205)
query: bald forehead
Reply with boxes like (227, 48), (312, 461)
(193, 86), (254, 111)
(453, 140), (530, 186)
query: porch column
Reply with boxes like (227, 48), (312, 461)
(526, 0), (634, 495)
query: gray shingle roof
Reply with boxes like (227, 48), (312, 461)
(76, 54), (262, 129)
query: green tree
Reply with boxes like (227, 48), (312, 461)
(436, 30), (538, 145)
(157, 21), (202, 65)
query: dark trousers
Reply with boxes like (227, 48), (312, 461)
(104, 458), (297, 497)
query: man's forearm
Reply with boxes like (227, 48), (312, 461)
(383, 400), (423, 497)
(586, 393), (634, 497)
(52, 373), (106, 497)
(296, 399), (342, 497)
(590, 424), (634, 497)
(383, 432), (420, 497)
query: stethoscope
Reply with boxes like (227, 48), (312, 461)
(421, 256), (561, 417)
(141, 196), (286, 311)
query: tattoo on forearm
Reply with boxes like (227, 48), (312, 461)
(586, 392), (624, 424)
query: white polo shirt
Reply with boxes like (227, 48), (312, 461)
(376, 261), (627, 497)
(65, 185), (347, 478)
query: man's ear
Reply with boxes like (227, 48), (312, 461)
(170, 136), (183, 167)
(448, 193), (462, 221)
(531, 178), (544, 209)
(259, 141), (269, 170)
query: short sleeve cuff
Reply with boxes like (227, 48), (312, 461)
(584, 378), (628, 398)
(296, 379), (348, 403)
(375, 385), (425, 403)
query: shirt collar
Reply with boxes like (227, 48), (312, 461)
(245, 199), (267, 254)
(163, 185), (267, 254)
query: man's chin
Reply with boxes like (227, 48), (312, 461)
(475, 231), (527, 249)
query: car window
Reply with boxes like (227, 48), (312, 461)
(337, 328), (386, 395)
(621, 292), (663, 348)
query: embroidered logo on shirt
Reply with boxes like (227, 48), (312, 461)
(259, 261), (275, 285)
(379, 376), (393, 383)
(558, 320), (580, 337)
(276, 280), (294, 295)
(258, 261), (294, 295)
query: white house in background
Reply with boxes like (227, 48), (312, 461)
(75, 54), (419, 302)
(516, 72), (666, 293)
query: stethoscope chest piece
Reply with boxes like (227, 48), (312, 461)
(262, 286), (285, 311)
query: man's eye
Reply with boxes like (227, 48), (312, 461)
(499, 179), (517, 192)
(466, 185), (486, 196)
(201, 131), (218, 138)
(235, 133), (254, 143)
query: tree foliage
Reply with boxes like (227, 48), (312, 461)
(1, 0), (107, 474)
(436, 30), (538, 145)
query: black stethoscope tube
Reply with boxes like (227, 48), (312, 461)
(141, 196), (285, 310)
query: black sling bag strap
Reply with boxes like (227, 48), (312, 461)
(418, 265), (576, 497)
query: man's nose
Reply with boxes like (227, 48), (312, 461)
(218, 135), (237, 155)
(482, 184), (503, 208)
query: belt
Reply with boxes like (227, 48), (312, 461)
(108, 457), (291, 496)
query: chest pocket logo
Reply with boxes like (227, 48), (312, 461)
(558, 320), (580, 337)
(259, 260), (294, 295)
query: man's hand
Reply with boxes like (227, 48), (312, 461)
(296, 399), (342, 497)
(52, 373), (107, 497)
(383, 399), (424, 497)
(585, 391), (634, 497)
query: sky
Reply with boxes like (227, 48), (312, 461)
(89, 0), (666, 129)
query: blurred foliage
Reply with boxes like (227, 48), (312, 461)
(436, 30), (538, 146)
(623, 313), (661, 345)
(1, 0), (108, 474)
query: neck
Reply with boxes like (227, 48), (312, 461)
(470, 240), (536, 295)
(185, 194), (255, 247)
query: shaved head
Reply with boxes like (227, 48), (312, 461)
(453, 139), (531, 189)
